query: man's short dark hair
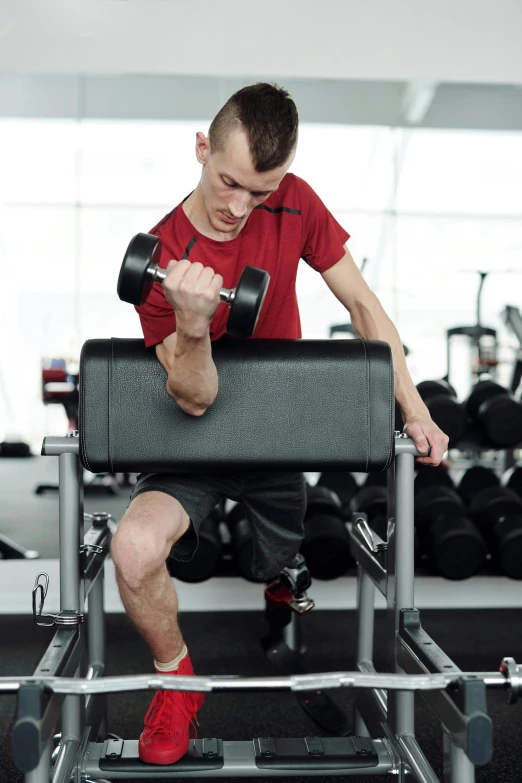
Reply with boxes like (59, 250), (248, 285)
(208, 83), (298, 172)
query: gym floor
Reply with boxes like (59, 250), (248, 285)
(1, 456), (522, 782)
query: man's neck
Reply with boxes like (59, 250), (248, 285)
(182, 187), (244, 242)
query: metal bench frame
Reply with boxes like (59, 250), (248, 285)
(4, 433), (510, 782)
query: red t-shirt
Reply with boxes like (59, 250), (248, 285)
(135, 173), (350, 348)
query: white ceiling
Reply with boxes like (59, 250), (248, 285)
(1, 0), (521, 85)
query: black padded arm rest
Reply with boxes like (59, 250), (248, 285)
(79, 338), (394, 473)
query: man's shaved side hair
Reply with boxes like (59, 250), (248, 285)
(208, 82), (299, 172)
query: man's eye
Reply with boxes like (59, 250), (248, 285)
(223, 179), (235, 187)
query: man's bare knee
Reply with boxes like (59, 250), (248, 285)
(111, 492), (190, 592)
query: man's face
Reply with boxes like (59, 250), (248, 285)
(196, 127), (293, 235)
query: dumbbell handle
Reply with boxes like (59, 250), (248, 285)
(148, 265), (236, 306)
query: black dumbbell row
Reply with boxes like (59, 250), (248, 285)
(322, 463), (522, 581)
(395, 378), (522, 449)
(165, 463), (522, 583)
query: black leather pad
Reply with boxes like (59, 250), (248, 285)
(79, 337), (394, 474)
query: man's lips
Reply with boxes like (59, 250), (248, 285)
(220, 212), (242, 224)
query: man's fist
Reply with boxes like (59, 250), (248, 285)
(162, 259), (224, 337)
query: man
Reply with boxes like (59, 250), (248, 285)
(110, 83), (448, 766)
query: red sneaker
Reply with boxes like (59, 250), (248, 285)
(138, 651), (205, 765)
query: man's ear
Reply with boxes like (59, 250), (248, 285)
(195, 131), (210, 165)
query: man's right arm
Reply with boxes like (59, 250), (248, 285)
(156, 330), (218, 417)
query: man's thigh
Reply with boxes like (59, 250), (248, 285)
(129, 472), (243, 562)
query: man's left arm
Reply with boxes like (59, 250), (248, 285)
(321, 246), (448, 466)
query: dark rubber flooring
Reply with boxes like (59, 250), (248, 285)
(0, 608), (521, 782)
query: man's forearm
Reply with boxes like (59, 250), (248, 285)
(350, 294), (429, 421)
(166, 329), (218, 416)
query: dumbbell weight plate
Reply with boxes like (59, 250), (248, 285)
(166, 511), (222, 583)
(466, 380), (522, 448)
(117, 233), (161, 306)
(480, 396), (522, 448)
(492, 515), (522, 579)
(317, 471), (358, 505)
(504, 466), (522, 499)
(458, 465), (500, 506)
(415, 465), (454, 493)
(226, 266), (270, 339)
(428, 515), (487, 580)
(306, 484), (343, 514)
(301, 514), (353, 580)
(469, 487), (522, 529)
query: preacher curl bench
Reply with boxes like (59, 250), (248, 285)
(1, 337), (521, 783)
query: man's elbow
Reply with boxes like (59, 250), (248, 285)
(178, 401), (209, 417)
(166, 383), (212, 417)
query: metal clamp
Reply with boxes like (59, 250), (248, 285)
(80, 544), (104, 556)
(353, 515), (387, 557)
(354, 515), (378, 551)
(84, 511), (116, 533)
(32, 573), (84, 628)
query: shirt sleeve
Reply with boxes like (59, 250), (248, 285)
(134, 238), (177, 349)
(296, 176), (350, 273)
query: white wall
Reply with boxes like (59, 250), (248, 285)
(1, 118), (522, 448)
(1, 0), (522, 84)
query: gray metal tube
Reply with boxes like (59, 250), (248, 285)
(394, 440), (424, 456)
(444, 732), (475, 783)
(356, 566), (375, 663)
(51, 738), (80, 783)
(355, 565), (376, 737)
(61, 692), (82, 743)
(398, 734), (440, 783)
(394, 451), (415, 626)
(88, 570), (105, 670)
(25, 738), (52, 783)
(42, 436), (80, 456)
(87, 570), (107, 736)
(58, 455), (84, 756)
(58, 452), (81, 612)
(393, 450), (416, 736)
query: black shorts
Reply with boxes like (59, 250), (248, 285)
(129, 471), (307, 580)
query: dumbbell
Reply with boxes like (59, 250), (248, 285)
(166, 509), (223, 583)
(363, 470), (389, 489)
(415, 464), (454, 493)
(416, 380), (468, 446)
(300, 485), (354, 580)
(225, 503), (265, 583)
(470, 486), (522, 579)
(415, 485), (487, 580)
(117, 232), (270, 339)
(503, 466), (522, 499)
(316, 471), (358, 509)
(457, 465), (500, 506)
(465, 380), (522, 448)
